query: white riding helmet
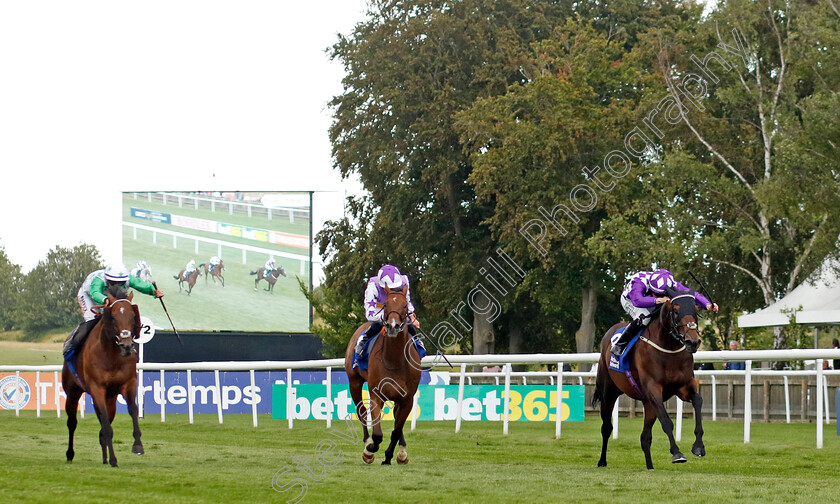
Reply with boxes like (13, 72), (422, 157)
(105, 263), (130, 283)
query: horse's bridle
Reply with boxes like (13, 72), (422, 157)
(384, 291), (409, 334)
(662, 293), (699, 345)
(109, 299), (137, 348)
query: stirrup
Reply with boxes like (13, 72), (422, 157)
(610, 343), (623, 357)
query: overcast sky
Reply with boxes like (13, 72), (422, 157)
(0, 1), (368, 281)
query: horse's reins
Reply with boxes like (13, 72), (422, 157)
(643, 293), (698, 354)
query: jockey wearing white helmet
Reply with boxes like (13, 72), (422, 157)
(611, 269), (718, 356)
(354, 264), (422, 360)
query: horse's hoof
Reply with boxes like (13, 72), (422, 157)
(133, 446), (145, 455)
(597, 461), (607, 468)
(691, 446), (705, 457)
(362, 450), (375, 464)
(672, 453), (687, 463)
(396, 450), (408, 465)
(381, 460), (391, 465)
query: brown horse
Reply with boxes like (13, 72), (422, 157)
(344, 286), (421, 465)
(593, 287), (705, 470)
(250, 266), (286, 292)
(174, 267), (200, 295)
(62, 290), (144, 467)
(202, 260), (225, 287)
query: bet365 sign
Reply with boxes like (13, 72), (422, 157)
(272, 384), (584, 422)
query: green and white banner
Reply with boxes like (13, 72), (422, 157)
(272, 384), (584, 422)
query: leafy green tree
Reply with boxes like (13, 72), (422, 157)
(326, 0), (573, 355)
(591, 0), (840, 357)
(14, 244), (103, 336)
(0, 244), (22, 331)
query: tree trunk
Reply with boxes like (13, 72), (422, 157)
(473, 310), (494, 355)
(508, 319), (524, 372)
(575, 286), (597, 373)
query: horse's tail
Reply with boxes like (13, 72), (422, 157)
(249, 271), (257, 275)
(198, 263), (206, 268)
(173, 275), (179, 280)
(592, 381), (602, 409)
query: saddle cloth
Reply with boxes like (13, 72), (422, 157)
(353, 330), (426, 371)
(608, 326), (642, 373)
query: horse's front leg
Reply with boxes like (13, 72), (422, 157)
(640, 402), (659, 470)
(383, 401), (412, 465)
(363, 397), (384, 464)
(90, 386), (118, 467)
(682, 384), (705, 457)
(123, 382), (144, 455)
(648, 393), (686, 465)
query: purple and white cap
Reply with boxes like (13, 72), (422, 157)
(648, 269), (675, 294)
(377, 265), (404, 289)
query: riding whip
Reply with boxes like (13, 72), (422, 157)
(153, 282), (184, 347)
(687, 270), (715, 307)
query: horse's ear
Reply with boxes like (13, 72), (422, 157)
(127, 291), (134, 302)
(401, 284), (408, 295)
(106, 293), (116, 305)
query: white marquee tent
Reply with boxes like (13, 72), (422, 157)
(738, 261), (840, 328)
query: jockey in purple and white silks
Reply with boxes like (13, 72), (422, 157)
(354, 265), (423, 360)
(611, 269), (718, 357)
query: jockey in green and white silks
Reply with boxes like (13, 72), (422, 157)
(209, 256), (221, 272)
(611, 269), (718, 357)
(354, 265), (423, 359)
(64, 263), (163, 357)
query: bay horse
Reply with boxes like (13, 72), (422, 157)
(201, 260), (225, 287)
(250, 265), (286, 292)
(61, 289), (144, 467)
(593, 286), (705, 470)
(344, 286), (421, 465)
(174, 267), (200, 295)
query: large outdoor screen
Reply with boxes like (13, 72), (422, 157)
(122, 191), (312, 332)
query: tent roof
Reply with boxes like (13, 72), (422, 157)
(738, 262), (840, 328)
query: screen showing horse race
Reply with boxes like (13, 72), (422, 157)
(122, 191), (312, 333)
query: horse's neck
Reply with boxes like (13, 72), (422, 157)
(381, 331), (411, 368)
(647, 317), (680, 350)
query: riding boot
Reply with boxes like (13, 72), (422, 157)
(355, 323), (383, 355)
(63, 319), (99, 358)
(611, 317), (645, 357)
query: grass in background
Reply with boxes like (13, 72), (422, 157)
(1, 412), (838, 503)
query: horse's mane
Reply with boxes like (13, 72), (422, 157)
(106, 285), (129, 300)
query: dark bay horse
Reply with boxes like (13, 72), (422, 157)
(174, 268), (200, 295)
(344, 286), (421, 465)
(593, 287), (705, 470)
(250, 265), (286, 292)
(61, 290), (144, 467)
(201, 260), (225, 287)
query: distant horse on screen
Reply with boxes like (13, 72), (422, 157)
(202, 260), (225, 287)
(174, 268), (200, 295)
(250, 265), (286, 293)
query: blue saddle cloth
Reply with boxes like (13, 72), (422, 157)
(63, 346), (87, 391)
(608, 326), (642, 373)
(353, 333), (426, 371)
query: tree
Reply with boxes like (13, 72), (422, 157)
(0, 244), (22, 331)
(592, 0), (840, 357)
(14, 244), (103, 336)
(326, 0), (572, 355)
